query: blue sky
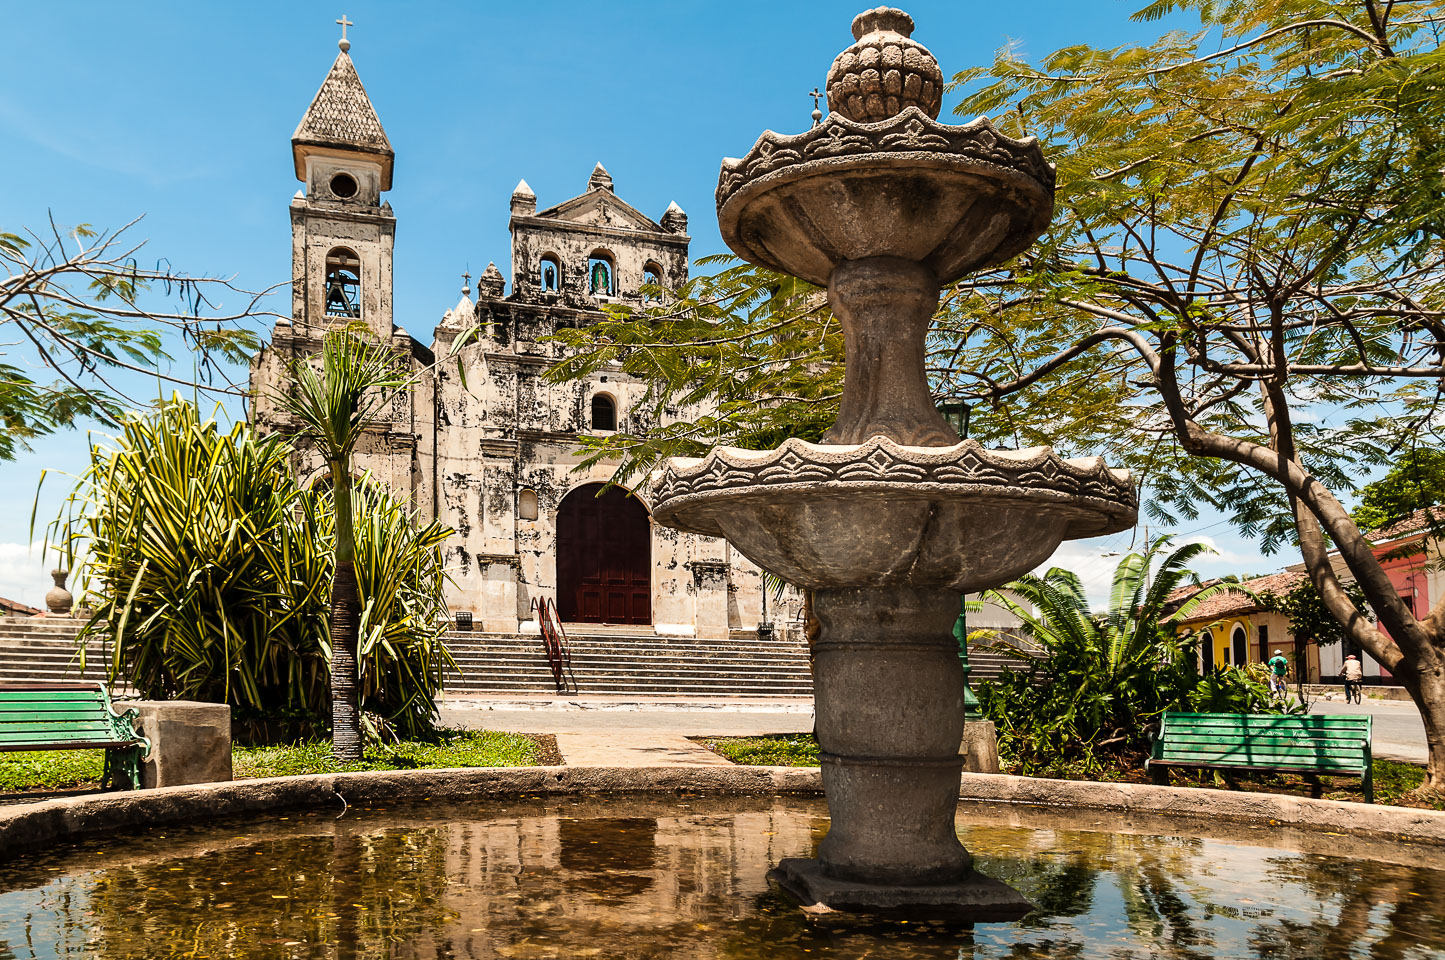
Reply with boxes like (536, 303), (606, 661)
(0, 0), (1292, 607)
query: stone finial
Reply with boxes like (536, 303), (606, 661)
(826, 7), (942, 123)
(661, 200), (688, 235)
(476, 262), (506, 299)
(46, 569), (73, 615)
(511, 178), (537, 217)
(588, 162), (614, 192)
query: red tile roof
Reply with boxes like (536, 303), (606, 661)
(1167, 569), (1307, 622)
(0, 595), (42, 616)
(1367, 505), (1445, 543)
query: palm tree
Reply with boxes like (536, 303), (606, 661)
(279, 329), (411, 762)
(973, 537), (1239, 765)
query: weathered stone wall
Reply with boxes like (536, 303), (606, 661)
(251, 156), (786, 638)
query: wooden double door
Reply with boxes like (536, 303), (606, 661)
(556, 483), (651, 625)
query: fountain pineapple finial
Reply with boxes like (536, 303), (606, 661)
(825, 7), (943, 122)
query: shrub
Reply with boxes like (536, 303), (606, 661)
(50, 398), (456, 741)
(974, 538), (1298, 773)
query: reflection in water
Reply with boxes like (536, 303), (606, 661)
(0, 795), (1442, 959)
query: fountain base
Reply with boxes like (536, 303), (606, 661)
(770, 858), (1034, 922)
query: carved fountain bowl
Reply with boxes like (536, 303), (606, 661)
(716, 108), (1056, 287)
(652, 437), (1138, 592)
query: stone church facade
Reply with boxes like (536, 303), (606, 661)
(250, 41), (784, 638)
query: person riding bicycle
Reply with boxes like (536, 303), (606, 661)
(1342, 654), (1364, 704)
(1267, 649), (1290, 698)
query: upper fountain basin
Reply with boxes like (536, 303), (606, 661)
(717, 108), (1055, 287)
(652, 436), (1137, 592)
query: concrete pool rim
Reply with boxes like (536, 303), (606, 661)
(2, 764), (1442, 858)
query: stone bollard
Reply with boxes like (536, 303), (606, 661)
(45, 569), (73, 615)
(960, 720), (1000, 774)
(131, 701), (233, 789)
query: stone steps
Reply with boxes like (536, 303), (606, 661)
(0, 623), (1025, 698)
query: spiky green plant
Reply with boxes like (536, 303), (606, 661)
(48, 396), (454, 741)
(276, 329), (411, 762)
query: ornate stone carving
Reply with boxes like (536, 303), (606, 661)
(717, 107), (1053, 216)
(658, 436), (1130, 501)
(826, 7), (943, 123)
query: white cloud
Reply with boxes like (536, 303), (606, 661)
(0, 541), (57, 610)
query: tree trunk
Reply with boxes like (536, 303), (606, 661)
(331, 560), (363, 763)
(330, 466), (363, 764)
(1154, 348), (1445, 794)
(1396, 650), (1445, 796)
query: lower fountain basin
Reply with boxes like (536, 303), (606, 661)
(652, 436), (1137, 591)
(4, 793), (1441, 957)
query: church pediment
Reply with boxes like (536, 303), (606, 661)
(534, 190), (663, 233)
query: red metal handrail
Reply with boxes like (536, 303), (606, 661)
(532, 597), (574, 694)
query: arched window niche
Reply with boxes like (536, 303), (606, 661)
(591, 393), (617, 431)
(539, 255), (561, 293)
(1200, 630), (1215, 672)
(587, 252), (614, 296)
(642, 262), (663, 302)
(324, 247), (362, 319)
(1231, 625), (1249, 667)
(518, 488), (539, 522)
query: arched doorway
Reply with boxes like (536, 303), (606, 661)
(556, 483), (651, 625)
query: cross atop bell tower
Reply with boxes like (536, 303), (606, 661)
(287, 23), (396, 339)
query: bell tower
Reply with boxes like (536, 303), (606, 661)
(289, 20), (395, 339)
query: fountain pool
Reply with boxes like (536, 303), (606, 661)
(2, 794), (1442, 959)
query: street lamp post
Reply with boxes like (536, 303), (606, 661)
(939, 400), (982, 721)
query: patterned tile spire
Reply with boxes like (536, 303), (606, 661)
(291, 31), (394, 187)
(293, 50), (392, 156)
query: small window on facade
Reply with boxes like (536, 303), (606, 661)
(519, 489), (539, 521)
(330, 172), (358, 199)
(1231, 626), (1248, 666)
(1200, 630), (1215, 671)
(591, 394), (616, 431)
(324, 247), (362, 319)
(642, 263), (662, 301)
(540, 256), (560, 292)
(587, 255), (614, 296)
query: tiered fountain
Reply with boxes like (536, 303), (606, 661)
(653, 7), (1139, 920)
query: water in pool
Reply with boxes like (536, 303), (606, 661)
(1, 795), (1441, 959)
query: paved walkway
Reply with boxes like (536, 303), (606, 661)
(553, 733), (735, 766)
(440, 699), (814, 737)
(1311, 698), (1428, 764)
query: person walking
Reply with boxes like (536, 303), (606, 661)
(1267, 649), (1290, 700)
(1342, 654), (1364, 704)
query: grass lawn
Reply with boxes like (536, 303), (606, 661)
(697, 734), (1441, 810)
(698, 734), (819, 767)
(0, 729), (545, 796)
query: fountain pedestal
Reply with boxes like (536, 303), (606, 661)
(767, 585), (1031, 920)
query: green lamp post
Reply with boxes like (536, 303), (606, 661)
(939, 400), (983, 721)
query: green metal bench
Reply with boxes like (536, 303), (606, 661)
(0, 681), (152, 791)
(1147, 711), (1374, 803)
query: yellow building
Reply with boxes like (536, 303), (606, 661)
(1169, 570), (1322, 683)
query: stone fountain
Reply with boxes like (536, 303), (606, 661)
(652, 7), (1138, 921)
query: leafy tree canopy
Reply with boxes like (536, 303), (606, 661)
(1, 219), (269, 460)
(1351, 447), (1445, 532)
(1258, 577), (1371, 648)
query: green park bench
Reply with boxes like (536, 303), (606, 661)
(0, 681), (152, 791)
(1147, 711), (1374, 803)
